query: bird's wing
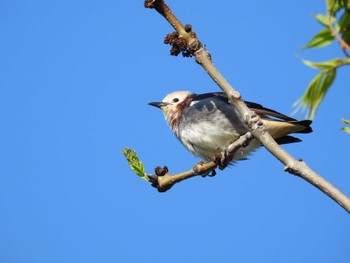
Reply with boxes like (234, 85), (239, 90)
(194, 92), (296, 122)
(244, 101), (296, 121)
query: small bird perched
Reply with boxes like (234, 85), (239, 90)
(149, 91), (312, 167)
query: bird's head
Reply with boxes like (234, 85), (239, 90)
(148, 91), (194, 133)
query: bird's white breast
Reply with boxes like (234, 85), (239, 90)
(176, 97), (259, 161)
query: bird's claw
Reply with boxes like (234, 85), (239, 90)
(200, 168), (217, 177)
(213, 148), (231, 170)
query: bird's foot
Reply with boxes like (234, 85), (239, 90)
(201, 168), (217, 178)
(213, 148), (232, 170)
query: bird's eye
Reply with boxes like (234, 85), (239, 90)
(173, 98), (179, 103)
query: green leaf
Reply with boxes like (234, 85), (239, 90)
(342, 118), (350, 124)
(122, 148), (149, 181)
(302, 58), (350, 69)
(338, 10), (350, 29)
(338, 10), (350, 45)
(327, 0), (349, 15)
(302, 28), (335, 49)
(341, 127), (350, 134)
(295, 68), (337, 119)
(314, 14), (335, 27)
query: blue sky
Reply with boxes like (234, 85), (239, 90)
(1, 1), (350, 262)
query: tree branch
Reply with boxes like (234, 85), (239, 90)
(148, 132), (254, 192)
(144, 0), (350, 213)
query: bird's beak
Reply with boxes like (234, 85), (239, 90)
(148, 101), (169, 108)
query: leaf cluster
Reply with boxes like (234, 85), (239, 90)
(341, 118), (350, 134)
(122, 148), (149, 181)
(296, 0), (350, 121)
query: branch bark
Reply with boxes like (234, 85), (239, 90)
(144, 0), (350, 213)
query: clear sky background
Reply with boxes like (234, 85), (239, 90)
(1, 1), (350, 262)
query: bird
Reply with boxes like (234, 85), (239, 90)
(148, 91), (312, 168)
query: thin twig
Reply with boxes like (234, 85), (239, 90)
(144, 0), (350, 213)
(149, 132), (254, 192)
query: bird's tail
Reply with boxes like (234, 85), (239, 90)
(261, 118), (312, 145)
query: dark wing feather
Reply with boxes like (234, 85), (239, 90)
(274, 135), (302, 144)
(194, 92), (296, 122)
(244, 101), (296, 121)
